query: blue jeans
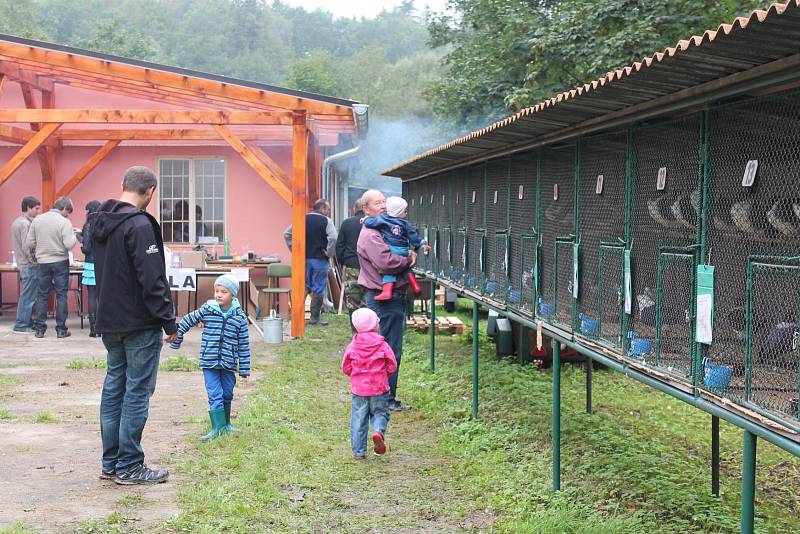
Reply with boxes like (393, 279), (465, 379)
(350, 392), (391, 456)
(381, 245), (410, 284)
(14, 266), (38, 330)
(203, 368), (236, 410)
(365, 290), (405, 402)
(100, 328), (163, 473)
(305, 258), (329, 296)
(33, 260), (69, 333)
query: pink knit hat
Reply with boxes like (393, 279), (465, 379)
(351, 307), (380, 333)
(386, 196), (408, 217)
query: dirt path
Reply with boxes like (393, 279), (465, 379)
(0, 317), (270, 533)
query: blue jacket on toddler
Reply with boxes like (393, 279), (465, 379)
(362, 214), (425, 253)
(170, 298), (250, 377)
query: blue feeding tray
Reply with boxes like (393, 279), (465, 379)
(538, 300), (555, 316)
(628, 332), (654, 357)
(703, 358), (732, 388)
(466, 275), (476, 287)
(580, 318), (599, 336)
(508, 289), (521, 304)
(485, 280), (499, 294)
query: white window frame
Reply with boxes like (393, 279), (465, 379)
(155, 156), (228, 244)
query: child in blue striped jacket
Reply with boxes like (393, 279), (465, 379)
(170, 274), (250, 441)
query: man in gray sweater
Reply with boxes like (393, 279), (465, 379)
(11, 196), (42, 334)
(25, 197), (78, 338)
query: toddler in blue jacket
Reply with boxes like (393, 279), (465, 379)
(171, 274), (250, 440)
(362, 196), (425, 301)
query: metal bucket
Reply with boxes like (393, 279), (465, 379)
(262, 310), (283, 344)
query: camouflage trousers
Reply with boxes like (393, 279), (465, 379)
(344, 267), (365, 312)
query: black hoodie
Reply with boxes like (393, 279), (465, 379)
(91, 199), (177, 335)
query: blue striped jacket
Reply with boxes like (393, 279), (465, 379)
(170, 299), (250, 376)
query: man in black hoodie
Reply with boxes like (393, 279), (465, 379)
(92, 166), (177, 485)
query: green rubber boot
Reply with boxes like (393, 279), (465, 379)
(224, 404), (239, 432)
(200, 408), (228, 441)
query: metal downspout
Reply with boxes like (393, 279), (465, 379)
(321, 103), (368, 225)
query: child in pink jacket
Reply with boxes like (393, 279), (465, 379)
(342, 307), (398, 459)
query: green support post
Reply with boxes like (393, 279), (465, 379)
(740, 430), (757, 534)
(472, 300), (479, 419)
(552, 336), (561, 493)
(430, 279), (436, 372)
(712, 415), (720, 497)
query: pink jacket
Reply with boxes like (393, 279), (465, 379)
(341, 331), (398, 396)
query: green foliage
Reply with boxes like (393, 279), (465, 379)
(0, 522), (37, 534)
(0, 408), (12, 420)
(76, 19), (159, 60)
(66, 357), (106, 370)
(428, 0), (766, 122)
(32, 412), (58, 423)
(160, 355), (197, 372)
(286, 49), (342, 96)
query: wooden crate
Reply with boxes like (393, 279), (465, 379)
(406, 315), (465, 335)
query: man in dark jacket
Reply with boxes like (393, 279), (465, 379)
(336, 198), (365, 329)
(92, 166), (177, 485)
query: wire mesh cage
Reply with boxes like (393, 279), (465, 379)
(486, 158), (510, 302)
(539, 144), (576, 324)
(655, 250), (696, 379)
(509, 152), (538, 315)
(630, 115), (700, 372)
(597, 244), (625, 347)
(577, 131), (628, 341)
(465, 165), (486, 290)
(437, 173), (453, 277)
(451, 168), (467, 284)
(705, 91), (800, 425)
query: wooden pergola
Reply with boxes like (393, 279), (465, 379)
(0, 35), (359, 338)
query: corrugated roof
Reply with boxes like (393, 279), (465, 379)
(0, 33), (358, 108)
(385, 0), (800, 179)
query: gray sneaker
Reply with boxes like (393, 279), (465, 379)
(114, 464), (169, 485)
(12, 327), (32, 335)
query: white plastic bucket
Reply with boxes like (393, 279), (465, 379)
(262, 310), (283, 344)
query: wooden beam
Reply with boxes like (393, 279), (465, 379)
(42, 141), (56, 208)
(0, 47), (354, 117)
(0, 122), (61, 187)
(0, 109), (293, 125)
(0, 124), (36, 144)
(243, 140), (291, 189)
(0, 73), (6, 99)
(56, 127), (292, 142)
(0, 63), (55, 92)
(290, 111), (308, 338)
(56, 140), (120, 198)
(213, 124), (292, 204)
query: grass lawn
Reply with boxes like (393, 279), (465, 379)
(166, 302), (799, 533)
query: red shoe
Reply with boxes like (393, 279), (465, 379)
(372, 431), (386, 455)
(407, 272), (422, 296)
(374, 282), (394, 301)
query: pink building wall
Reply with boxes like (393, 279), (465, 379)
(1, 84), (298, 307)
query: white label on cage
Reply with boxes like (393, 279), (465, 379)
(742, 159), (758, 187)
(596, 174), (604, 195)
(553, 184), (559, 201)
(657, 167), (667, 190)
(411, 199), (414, 207)
(442, 194), (446, 206)
(696, 293), (713, 344)
(419, 195), (423, 205)
(518, 185), (524, 199)
(456, 193), (459, 204)
(493, 191), (498, 204)
(430, 194), (434, 204)
(472, 190), (476, 203)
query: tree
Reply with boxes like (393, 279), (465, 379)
(78, 19), (159, 60)
(0, 0), (50, 40)
(285, 50), (342, 96)
(428, 0), (766, 124)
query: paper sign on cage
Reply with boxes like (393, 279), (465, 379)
(657, 167), (667, 190)
(695, 265), (715, 344)
(623, 250), (632, 315)
(572, 242), (579, 299)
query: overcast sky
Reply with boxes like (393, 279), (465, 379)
(279, 0), (450, 19)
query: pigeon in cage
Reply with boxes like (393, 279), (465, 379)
(766, 197), (800, 237)
(647, 194), (683, 229)
(761, 321), (797, 365)
(730, 199), (766, 237)
(636, 286), (657, 327)
(671, 190), (698, 231)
